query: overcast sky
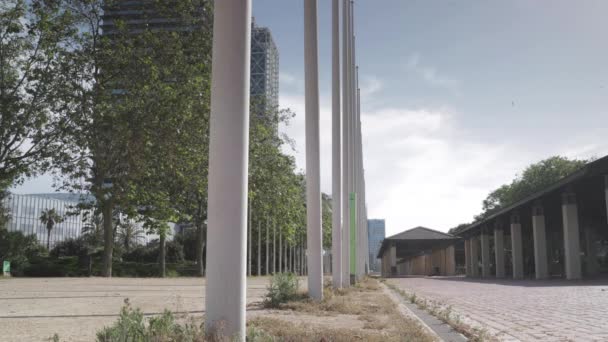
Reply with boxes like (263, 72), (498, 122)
(14, 0), (608, 236)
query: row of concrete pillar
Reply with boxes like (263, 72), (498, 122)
(465, 191), (584, 280)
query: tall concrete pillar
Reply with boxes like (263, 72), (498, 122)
(511, 213), (524, 279)
(562, 192), (582, 280)
(389, 244), (397, 276)
(330, 0), (342, 289)
(494, 226), (505, 278)
(304, 0), (323, 300)
(605, 175), (608, 223)
(205, 0), (251, 336)
(446, 245), (456, 276)
(464, 238), (471, 277)
(470, 236), (479, 277)
(532, 204), (548, 279)
(480, 231), (491, 278)
(340, 0), (351, 289)
(585, 227), (599, 276)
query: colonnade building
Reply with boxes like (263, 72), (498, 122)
(454, 156), (608, 280)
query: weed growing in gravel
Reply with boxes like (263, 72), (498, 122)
(263, 272), (300, 308)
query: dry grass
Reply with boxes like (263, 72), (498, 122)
(386, 282), (497, 342)
(249, 277), (437, 342)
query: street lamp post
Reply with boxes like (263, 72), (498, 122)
(205, 0), (251, 337)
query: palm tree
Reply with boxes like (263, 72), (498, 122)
(116, 221), (145, 252)
(82, 214), (104, 248)
(39, 208), (63, 250)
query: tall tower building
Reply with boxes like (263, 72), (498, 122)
(250, 19), (279, 127)
(101, 0), (211, 35)
(367, 219), (386, 272)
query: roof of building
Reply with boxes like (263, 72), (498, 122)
(453, 154), (608, 237)
(377, 227), (459, 258)
(385, 226), (457, 241)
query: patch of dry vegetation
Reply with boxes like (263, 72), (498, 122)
(250, 277), (436, 342)
(386, 283), (497, 342)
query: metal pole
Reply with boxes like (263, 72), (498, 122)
(331, 0), (343, 289)
(304, 0), (323, 300)
(266, 216), (269, 275)
(205, 0), (251, 336)
(341, 0), (351, 288)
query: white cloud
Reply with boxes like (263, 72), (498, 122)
(279, 92), (526, 235)
(359, 76), (383, 98)
(405, 53), (460, 91)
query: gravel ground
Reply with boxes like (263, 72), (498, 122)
(0, 277), (273, 342)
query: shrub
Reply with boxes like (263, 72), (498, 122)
(96, 300), (206, 342)
(122, 241), (185, 264)
(264, 272), (300, 308)
(50, 238), (88, 258)
(0, 229), (45, 275)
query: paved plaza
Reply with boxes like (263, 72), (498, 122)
(388, 276), (608, 342)
(0, 277), (274, 342)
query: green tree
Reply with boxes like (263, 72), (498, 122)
(39, 208), (63, 250)
(55, 0), (212, 277)
(0, 0), (74, 189)
(476, 156), (589, 220)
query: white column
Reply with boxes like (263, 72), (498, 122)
(331, 0), (342, 289)
(480, 231), (491, 278)
(446, 245), (456, 276)
(205, 0), (251, 336)
(532, 204), (549, 279)
(389, 244), (397, 276)
(341, 0), (351, 288)
(494, 227), (505, 278)
(464, 238), (471, 277)
(605, 175), (608, 223)
(511, 213), (524, 279)
(470, 236), (479, 277)
(304, 0), (323, 300)
(562, 192), (582, 280)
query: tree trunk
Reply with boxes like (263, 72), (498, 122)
(257, 220), (261, 276)
(265, 216), (269, 275)
(279, 230), (282, 273)
(47, 228), (51, 250)
(248, 198), (252, 277)
(160, 233), (166, 278)
(272, 220), (276, 274)
(102, 202), (114, 277)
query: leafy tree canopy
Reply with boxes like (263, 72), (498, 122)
(475, 156), (589, 221)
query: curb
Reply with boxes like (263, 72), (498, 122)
(382, 283), (468, 342)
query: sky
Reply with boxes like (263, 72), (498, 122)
(14, 0), (608, 237)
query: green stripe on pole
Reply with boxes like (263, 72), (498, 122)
(349, 192), (357, 275)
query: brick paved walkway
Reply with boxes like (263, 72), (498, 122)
(388, 276), (608, 342)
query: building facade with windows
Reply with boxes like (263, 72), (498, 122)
(367, 219), (386, 272)
(250, 19), (279, 129)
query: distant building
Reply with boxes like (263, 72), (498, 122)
(2, 193), (91, 248)
(250, 19), (279, 130)
(2, 193), (168, 248)
(101, 0), (211, 35)
(367, 219), (386, 272)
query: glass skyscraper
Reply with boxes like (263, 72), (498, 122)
(250, 19), (279, 130)
(367, 219), (386, 272)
